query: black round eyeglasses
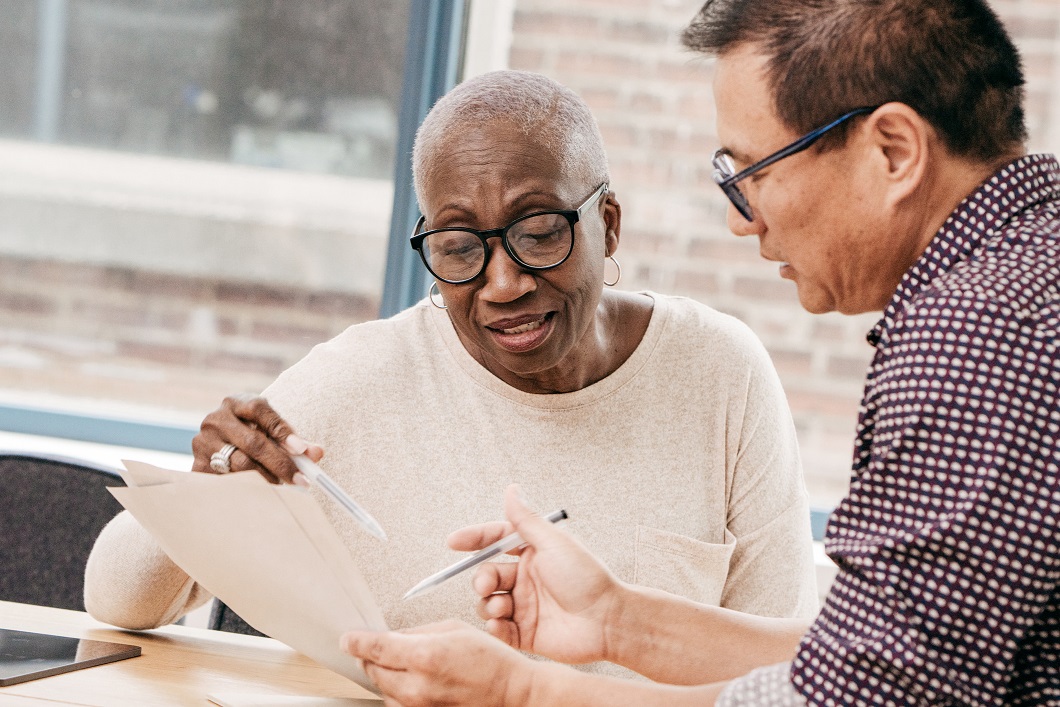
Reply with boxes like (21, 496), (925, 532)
(409, 183), (609, 284)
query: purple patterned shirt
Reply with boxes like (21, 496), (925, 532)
(792, 155), (1060, 705)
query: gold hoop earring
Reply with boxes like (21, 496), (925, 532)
(429, 281), (447, 309)
(603, 255), (622, 287)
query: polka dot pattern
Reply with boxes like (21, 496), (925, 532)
(791, 155), (1060, 705)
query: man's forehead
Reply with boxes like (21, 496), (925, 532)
(712, 48), (784, 162)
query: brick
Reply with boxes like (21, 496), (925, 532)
(0, 291), (54, 315)
(203, 351), (288, 376)
(513, 11), (602, 37)
(785, 389), (863, 418)
(117, 341), (193, 366)
(508, 47), (548, 70)
(306, 291), (376, 318)
(607, 18), (672, 44)
(812, 320), (850, 342)
(672, 268), (719, 294)
(217, 316), (241, 337)
(217, 282), (302, 308)
(129, 270), (213, 300)
(630, 91), (667, 114)
(653, 58), (715, 85)
(733, 275), (798, 302)
(555, 50), (647, 78)
(770, 348), (813, 376)
(72, 302), (188, 330)
(687, 238), (762, 264)
(250, 321), (331, 345)
(1001, 15), (1059, 41)
(577, 87), (622, 111)
(826, 354), (874, 382)
(601, 124), (638, 149)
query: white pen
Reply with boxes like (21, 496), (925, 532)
(403, 509), (568, 600)
(291, 454), (388, 541)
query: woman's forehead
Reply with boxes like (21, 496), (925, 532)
(424, 133), (574, 196)
(431, 119), (552, 162)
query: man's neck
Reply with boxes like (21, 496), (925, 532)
(910, 150), (1024, 259)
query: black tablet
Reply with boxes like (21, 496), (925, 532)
(0, 628), (141, 687)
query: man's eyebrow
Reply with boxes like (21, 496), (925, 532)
(719, 145), (756, 167)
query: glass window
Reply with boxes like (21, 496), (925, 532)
(0, 0), (409, 425)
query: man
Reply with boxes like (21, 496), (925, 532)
(341, 0), (1059, 704)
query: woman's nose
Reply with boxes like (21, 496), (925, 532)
(479, 241), (535, 302)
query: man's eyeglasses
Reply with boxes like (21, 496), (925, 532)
(410, 182), (609, 285)
(712, 106), (880, 222)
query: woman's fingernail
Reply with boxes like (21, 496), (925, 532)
(292, 472), (311, 488)
(285, 434), (308, 455)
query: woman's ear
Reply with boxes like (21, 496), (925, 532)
(866, 103), (930, 208)
(603, 189), (621, 257)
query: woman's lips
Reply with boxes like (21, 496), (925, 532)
(487, 313), (554, 352)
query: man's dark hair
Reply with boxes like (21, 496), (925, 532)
(682, 0), (1027, 160)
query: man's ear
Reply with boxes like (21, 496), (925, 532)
(603, 189), (621, 257)
(865, 102), (931, 208)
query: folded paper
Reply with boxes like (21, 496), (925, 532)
(110, 461), (387, 693)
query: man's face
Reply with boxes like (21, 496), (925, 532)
(712, 46), (904, 315)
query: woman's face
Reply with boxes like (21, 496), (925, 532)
(419, 121), (619, 394)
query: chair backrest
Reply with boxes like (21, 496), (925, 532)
(207, 599), (266, 637)
(0, 452), (126, 611)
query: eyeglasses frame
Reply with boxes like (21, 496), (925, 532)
(712, 106), (880, 222)
(409, 181), (610, 285)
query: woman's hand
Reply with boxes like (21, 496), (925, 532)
(191, 395), (324, 484)
(341, 620), (535, 707)
(449, 485), (624, 666)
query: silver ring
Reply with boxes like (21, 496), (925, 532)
(209, 443), (238, 474)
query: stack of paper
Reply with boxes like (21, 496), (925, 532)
(110, 461), (387, 693)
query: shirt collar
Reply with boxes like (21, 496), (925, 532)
(867, 153), (1060, 346)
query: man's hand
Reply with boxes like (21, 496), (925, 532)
(191, 394), (324, 484)
(449, 485), (624, 665)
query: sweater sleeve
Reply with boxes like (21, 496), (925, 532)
(718, 326), (820, 620)
(83, 510), (212, 629)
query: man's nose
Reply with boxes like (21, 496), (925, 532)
(726, 203), (763, 238)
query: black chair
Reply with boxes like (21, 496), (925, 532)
(207, 599), (265, 637)
(0, 452), (126, 611)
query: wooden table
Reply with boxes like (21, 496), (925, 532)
(0, 601), (379, 705)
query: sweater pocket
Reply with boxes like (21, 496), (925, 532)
(633, 526), (736, 607)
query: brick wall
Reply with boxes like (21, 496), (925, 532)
(506, 0), (1060, 504)
(0, 1), (1055, 505)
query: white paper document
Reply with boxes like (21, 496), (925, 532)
(110, 461), (387, 694)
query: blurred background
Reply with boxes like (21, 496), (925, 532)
(0, 0), (1057, 511)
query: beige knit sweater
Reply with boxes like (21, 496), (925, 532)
(85, 293), (818, 640)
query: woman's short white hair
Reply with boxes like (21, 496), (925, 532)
(412, 70), (610, 207)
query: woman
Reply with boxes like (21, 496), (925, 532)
(84, 71), (817, 658)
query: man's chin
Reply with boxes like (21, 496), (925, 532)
(795, 289), (836, 315)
